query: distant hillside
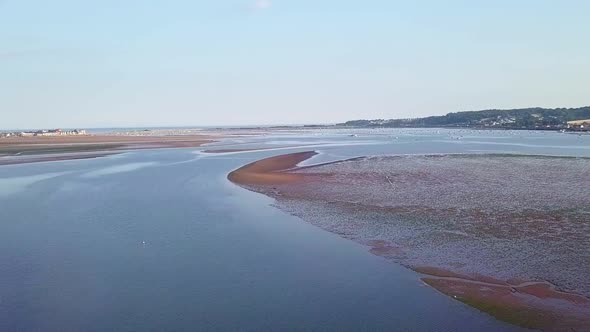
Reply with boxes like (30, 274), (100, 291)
(340, 107), (590, 129)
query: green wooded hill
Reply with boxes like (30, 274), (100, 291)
(341, 107), (590, 129)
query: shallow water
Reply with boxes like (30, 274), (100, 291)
(3, 128), (587, 331)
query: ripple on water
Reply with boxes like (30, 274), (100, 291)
(81, 162), (158, 178)
(0, 172), (70, 197)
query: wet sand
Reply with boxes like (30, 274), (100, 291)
(417, 267), (590, 330)
(227, 151), (317, 185)
(229, 151), (590, 331)
(0, 135), (214, 145)
(0, 135), (214, 165)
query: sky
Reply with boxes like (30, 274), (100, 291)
(1, 0), (589, 129)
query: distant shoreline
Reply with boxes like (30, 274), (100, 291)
(0, 134), (215, 166)
(3, 124), (588, 134)
(336, 125), (590, 132)
(339, 106), (590, 131)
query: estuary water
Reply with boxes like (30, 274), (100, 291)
(1, 128), (587, 331)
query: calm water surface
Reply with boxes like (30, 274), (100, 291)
(3, 129), (587, 331)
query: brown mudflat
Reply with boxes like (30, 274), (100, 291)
(0, 135), (214, 165)
(229, 151), (590, 331)
(228, 151), (317, 185)
(0, 135), (213, 145)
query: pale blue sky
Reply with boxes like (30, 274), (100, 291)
(1, 0), (589, 129)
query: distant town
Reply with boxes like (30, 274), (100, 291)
(0, 128), (87, 138)
(566, 119), (590, 131)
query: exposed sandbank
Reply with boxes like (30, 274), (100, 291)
(228, 151), (590, 330)
(0, 135), (214, 166)
(228, 151), (317, 185)
(0, 135), (213, 146)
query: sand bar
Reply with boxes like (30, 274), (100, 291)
(228, 151), (317, 185)
(0, 134), (214, 165)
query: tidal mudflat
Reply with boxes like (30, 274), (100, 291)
(0, 134), (215, 165)
(230, 152), (590, 330)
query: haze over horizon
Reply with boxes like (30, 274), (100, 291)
(2, 0), (589, 129)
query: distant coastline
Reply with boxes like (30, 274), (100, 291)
(4, 106), (590, 133)
(339, 106), (590, 131)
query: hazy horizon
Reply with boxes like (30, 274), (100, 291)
(2, 1), (589, 128)
(3, 104), (590, 131)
